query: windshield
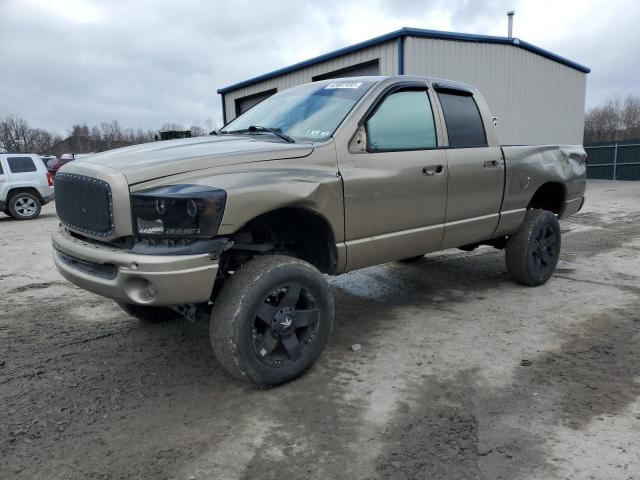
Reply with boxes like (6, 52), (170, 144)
(221, 80), (376, 143)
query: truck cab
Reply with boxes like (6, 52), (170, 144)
(336, 77), (506, 269)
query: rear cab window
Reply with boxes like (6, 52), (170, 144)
(7, 157), (37, 173)
(436, 89), (487, 148)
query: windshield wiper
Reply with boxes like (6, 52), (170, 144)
(224, 125), (295, 143)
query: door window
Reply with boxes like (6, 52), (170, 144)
(436, 91), (487, 147)
(366, 90), (437, 151)
(7, 157), (37, 173)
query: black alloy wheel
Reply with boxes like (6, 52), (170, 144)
(250, 283), (320, 368)
(506, 208), (561, 286)
(530, 222), (559, 275)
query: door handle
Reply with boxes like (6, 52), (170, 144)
(423, 165), (444, 176)
(483, 160), (501, 168)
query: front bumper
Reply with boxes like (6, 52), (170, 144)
(52, 227), (218, 306)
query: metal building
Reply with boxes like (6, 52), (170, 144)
(217, 27), (590, 145)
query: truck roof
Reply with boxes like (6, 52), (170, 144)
(299, 75), (478, 94)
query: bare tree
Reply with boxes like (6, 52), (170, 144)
(0, 114), (205, 155)
(0, 115), (31, 152)
(584, 94), (640, 144)
(622, 96), (640, 140)
(30, 128), (61, 153)
(69, 124), (93, 152)
(0, 115), (62, 153)
(100, 120), (123, 150)
(189, 125), (206, 137)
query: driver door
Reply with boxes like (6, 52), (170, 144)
(338, 84), (448, 270)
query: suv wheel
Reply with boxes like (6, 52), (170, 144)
(117, 303), (178, 322)
(8, 193), (41, 220)
(505, 209), (561, 286)
(210, 255), (334, 388)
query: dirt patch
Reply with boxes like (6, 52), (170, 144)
(374, 373), (481, 480)
(8, 281), (64, 293)
(509, 306), (640, 428)
(372, 299), (640, 480)
(562, 210), (640, 258)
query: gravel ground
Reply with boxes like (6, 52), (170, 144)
(1, 179), (639, 480)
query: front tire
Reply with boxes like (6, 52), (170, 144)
(8, 192), (41, 220)
(505, 209), (561, 286)
(210, 255), (333, 388)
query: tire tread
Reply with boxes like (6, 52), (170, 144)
(505, 208), (561, 286)
(210, 255), (333, 387)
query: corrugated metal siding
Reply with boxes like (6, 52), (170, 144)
(312, 60), (380, 81)
(404, 37), (586, 145)
(223, 40), (398, 123)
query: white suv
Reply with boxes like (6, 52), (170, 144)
(0, 154), (55, 220)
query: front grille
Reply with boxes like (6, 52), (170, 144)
(55, 172), (114, 237)
(56, 249), (118, 280)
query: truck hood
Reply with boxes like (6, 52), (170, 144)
(78, 135), (314, 184)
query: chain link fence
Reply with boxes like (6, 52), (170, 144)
(585, 141), (640, 180)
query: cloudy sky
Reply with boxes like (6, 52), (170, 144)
(0, 0), (637, 135)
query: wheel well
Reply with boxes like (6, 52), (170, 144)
(7, 187), (43, 204)
(527, 182), (565, 214)
(226, 208), (337, 274)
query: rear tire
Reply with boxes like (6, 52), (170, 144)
(210, 255), (333, 388)
(117, 303), (178, 322)
(8, 192), (41, 220)
(505, 209), (561, 286)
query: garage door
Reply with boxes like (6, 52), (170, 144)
(235, 88), (277, 117)
(312, 59), (380, 81)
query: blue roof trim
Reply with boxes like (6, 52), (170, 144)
(217, 27), (590, 94)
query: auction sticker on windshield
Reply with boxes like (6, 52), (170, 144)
(325, 82), (363, 89)
(306, 129), (331, 137)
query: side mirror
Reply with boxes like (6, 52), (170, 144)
(348, 125), (367, 153)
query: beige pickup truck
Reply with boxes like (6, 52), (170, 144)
(52, 76), (586, 387)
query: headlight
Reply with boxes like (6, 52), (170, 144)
(131, 185), (226, 238)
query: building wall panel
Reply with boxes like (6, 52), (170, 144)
(404, 37), (586, 144)
(221, 36), (587, 145)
